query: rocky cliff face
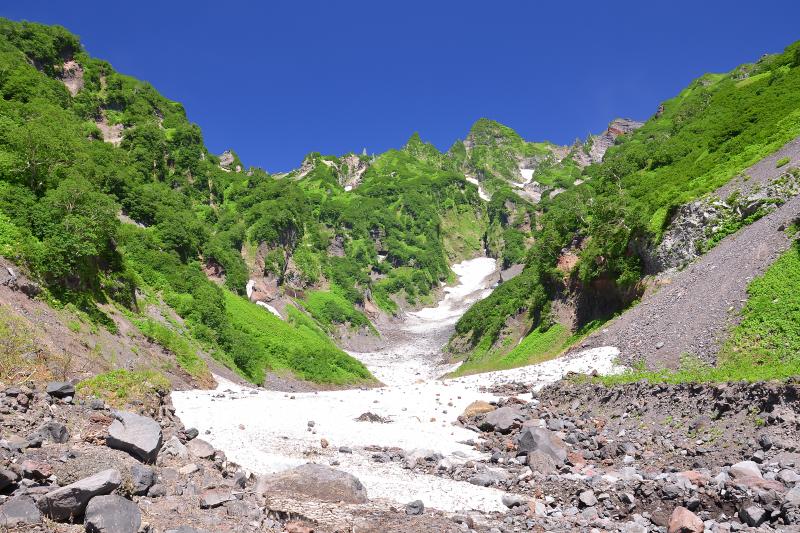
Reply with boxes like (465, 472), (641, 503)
(572, 118), (644, 168)
(642, 162), (800, 274)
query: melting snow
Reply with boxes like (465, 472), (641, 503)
(173, 258), (622, 512)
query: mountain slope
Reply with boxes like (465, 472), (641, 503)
(0, 18), (554, 387)
(451, 40), (800, 373)
(0, 19), (374, 386)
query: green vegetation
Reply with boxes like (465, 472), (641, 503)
(456, 40), (800, 367)
(3, 17), (800, 382)
(453, 324), (569, 376)
(223, 292), (373, 385)
(134, 318), (209, 379)
(776, 156), (791, 167)
(77, 369), (170, 408)
(451, 118), (551, 184)
(301, 290), (375, 333)
(0, 307), (50, 383)
(597, 241), (800, 384)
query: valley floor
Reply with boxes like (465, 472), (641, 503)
(172, 258), (622, 513)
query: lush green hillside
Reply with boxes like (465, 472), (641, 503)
(598, 238), (800, 385)
(0, 18), (540, 384)
(0, 19), (377, 385)
(453, 40), (800, 370)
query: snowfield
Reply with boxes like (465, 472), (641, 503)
(173, 258), (622, 512)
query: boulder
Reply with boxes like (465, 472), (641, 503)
(46, 381), (75, 399)
(30, 421), (69, 444)
(256, 463), (367, 503)
(84, 495), (141, 533)
(37, 468), (121, 521)
(130, 464), (156, 495)
(729, 460), (762, 479)
(405, 500), (424, 515)
(578, 490), (597, 507)
(404, 448), (440, 469)
(0, 496), (41, 527)
(0, 468), (20, 491)
(106, 411), (162, 463)
(480, 407), (523, 434)
(667, 506), (703, 533)
(501, 493), (527, 508)
(200, 489), (234, 509)
(517, 427), (567, 464)
(739, 504), (767, 527)
(785, 485), (800, 507)
(187, 438), (215, 459)
(527, 451), (557, 474)
(461, 400), (495, 418)
(159, 436), (188, 461)
(468, 469), (509, 487)
(778, 469), (800, 484)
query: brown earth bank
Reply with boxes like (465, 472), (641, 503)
(0, 256), (245, 393)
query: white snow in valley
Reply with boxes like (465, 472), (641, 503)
(509, 168), (535, 188)
(465, 176), (491, 201)
(173, 257), (622, 513)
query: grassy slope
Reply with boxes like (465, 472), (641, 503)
(598, 241), (800, 384)
(224, 292), (374, 385)
(453, 41), (800, 373)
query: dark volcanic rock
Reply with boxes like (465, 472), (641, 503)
(106, 411), (163, 463)
(256, 463), (367, 503)
(130, 463), (156, 495)
(37, 468), (121, 521)
(480, 406), (523, 434)
(517, 427), (567, 464)
(85, 495), (141, 533)
(30, 421), (69, 444)
(0, 496), (41, 527)
(46, 381), (75, 399)
(405, 500), (424, 515)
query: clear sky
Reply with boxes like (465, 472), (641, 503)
(4, 1), (800, 172)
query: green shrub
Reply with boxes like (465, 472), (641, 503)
(135, 318), (209, 379)
(77, 369), (170, 408)
(776, 156), (790, 167)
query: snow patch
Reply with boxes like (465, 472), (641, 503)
(246, 279), (255, 299)
(256, 301), (282, 319)
(465, 176), (491, 201)
(173, 259), (623, 513)
(173, 347), (620, 513)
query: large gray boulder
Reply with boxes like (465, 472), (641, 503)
(729, 460), (762, 479)
(186, 438), (215, 459)
(85, 495), (140, 533)
(130, 464), (156, 495)
(0, 496), (41, 527)
(468, 469), (509, 487)
(30, 421), (69, 444)
(0, 468), (20, 491)
(37, 468), (121, 521)
(256, 463), (367, 503)
(106, 411), (162, 463)
(159, 436), (188, 462)
(480, 407), (524, 434)
(199, 489), (234, 509)
(517, 427), (567, 464)
(46, 381), (75, 399)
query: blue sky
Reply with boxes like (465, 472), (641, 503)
(4, 1), (800, 172)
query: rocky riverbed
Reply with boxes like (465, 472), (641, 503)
(3, 257), (799, 532)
